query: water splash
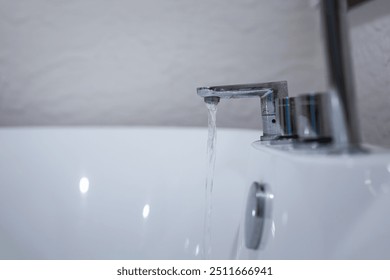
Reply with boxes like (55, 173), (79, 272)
(203, 101), (218, 259)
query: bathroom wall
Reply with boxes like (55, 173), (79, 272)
(350, 0), (390, 148)
(0, 0), (388, 147)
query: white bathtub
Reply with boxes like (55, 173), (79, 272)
(0, 127), (258, 259)
(1, 127), (390, 259)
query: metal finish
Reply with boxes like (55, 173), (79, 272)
(245, 182), (272, 250)
(204, 96), (220, 105)
(197, 81), (288, 140)
(277, 97), (297, 139)
(321, 0), (361, 148)
(295, 93), (332, 143)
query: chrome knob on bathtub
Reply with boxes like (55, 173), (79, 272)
(245, 182), (273, 250)
(295, 92), (332, 144)
(277, 96), (298, 139)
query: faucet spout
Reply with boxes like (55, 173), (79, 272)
(197, 81), (287, 100)
(204, 96), (220, 105)
(197, 81), (288, 140)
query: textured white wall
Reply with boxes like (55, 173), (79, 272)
(350, 0), (390, 147)
(0, 0), (388, 147)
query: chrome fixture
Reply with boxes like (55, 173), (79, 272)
(277, 96), (297, 139)
(321, 0), (361, 150)
(244, 182), (273, 250)
(197, 0), (361, 150)
(295, 93), (332, 143)
(198, 81), (288, 141)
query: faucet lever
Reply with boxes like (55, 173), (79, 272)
(197, 81), (288, 140)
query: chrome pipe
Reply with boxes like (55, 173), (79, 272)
(321, 0), (361, 148)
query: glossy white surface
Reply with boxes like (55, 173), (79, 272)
(0, 127), (258, 259)
(237, 142), (390, 259)
(1, 127), (390, 259)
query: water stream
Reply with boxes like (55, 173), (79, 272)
(202, 102), (218, 259)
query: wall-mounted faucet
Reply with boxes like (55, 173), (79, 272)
(197, 0), (362, 151)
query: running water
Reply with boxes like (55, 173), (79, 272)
(203, 102), (218, 259)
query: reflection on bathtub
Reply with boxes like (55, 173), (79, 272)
(79, 177), (90, 194)
(142, 204), (150, 219)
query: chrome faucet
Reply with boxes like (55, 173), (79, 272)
(197, 0), (362, 151)
(197, 81), (288, 140)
